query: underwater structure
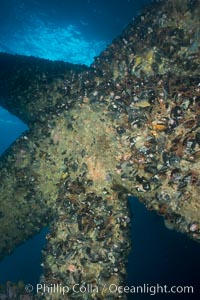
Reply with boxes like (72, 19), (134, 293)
(0, 0), (200, 298)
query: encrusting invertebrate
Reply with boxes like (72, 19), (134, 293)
(0, 0), (199, 298)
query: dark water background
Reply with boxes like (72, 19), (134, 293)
(127, 198), (200, 300)
(0, 1), (200, 299)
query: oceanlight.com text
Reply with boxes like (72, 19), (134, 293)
(108, 283), (194, 296)
(27, 283), (195, 296)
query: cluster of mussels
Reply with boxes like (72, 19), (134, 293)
(87, 0), (200, 240)
(40, 179), (130, 299)
(0, 0), (200, 299)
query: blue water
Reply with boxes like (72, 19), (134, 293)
(0, 227), (48, 286)
(0, 0), (152, 65)
(0, 108), (48, 286)
(0, 107), (28, 154)
(0, 1), (200, 299)
(127, 198), (200, 300)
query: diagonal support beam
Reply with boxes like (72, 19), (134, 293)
(0, 53), (88, 126)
